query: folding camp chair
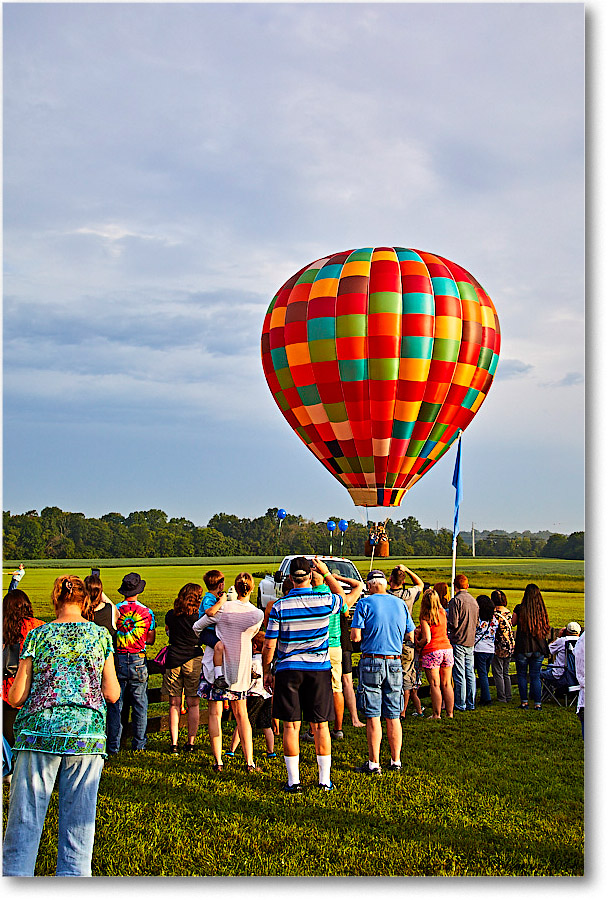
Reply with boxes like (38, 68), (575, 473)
(540, 638), (580, 708)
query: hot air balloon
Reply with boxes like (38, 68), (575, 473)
(261, 247), (500, 508)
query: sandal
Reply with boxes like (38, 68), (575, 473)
(519, 702), (529, 709)
(245, 763), (262, 773)
(212, 762), (223, 773)
(534, 704), (542, 710)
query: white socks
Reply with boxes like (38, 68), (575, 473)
(317, 754), (332, 786)
(214, 666), (223, 679)
(368, 760), (380, 770)
(285, 755), (300, 787)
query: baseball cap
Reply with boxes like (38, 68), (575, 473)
(289, 557), (313, 579)
(566, 621), (581, 635)
(366, 569), (387, 582)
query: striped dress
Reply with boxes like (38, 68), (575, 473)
(265, 587), (342, 672)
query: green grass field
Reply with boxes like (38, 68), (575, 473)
(2, 555), (585, 629)
(2, 556), (584, 876)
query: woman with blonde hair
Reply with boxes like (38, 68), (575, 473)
(511, 583), (551, 710)
(194, 572), (264, 772)
(3, 575), (120, 876)
(416, 587), (454, 719)
(163, 582), (204, 755)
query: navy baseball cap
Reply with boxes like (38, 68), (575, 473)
(366, 569), (387, 581)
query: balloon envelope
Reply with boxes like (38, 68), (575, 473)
(338, 519), (349, 533)
(277, 508), (287, 520)
(261, 247), (500, 507)
(327, 520), (337, 532)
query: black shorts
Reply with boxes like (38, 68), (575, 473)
(272, 669), (333, 723)
(198, 627), (219, 649)
(342, 650), (353, 675)
(246, 695), (272, 730)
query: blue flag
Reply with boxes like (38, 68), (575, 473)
(452, 437), (462, 542)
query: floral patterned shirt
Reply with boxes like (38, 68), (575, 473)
(14, 621), (113, 756)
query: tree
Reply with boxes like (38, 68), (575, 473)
(12, 516), (44, 559)
(541, 534), (568, 559)
(563, 532), (584, 559)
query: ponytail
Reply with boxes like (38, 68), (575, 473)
(52, 574), (87, 613)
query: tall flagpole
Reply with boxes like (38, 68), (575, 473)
(451, 431), (463, 597)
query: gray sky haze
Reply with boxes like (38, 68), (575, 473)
(3, 2), (585, 535)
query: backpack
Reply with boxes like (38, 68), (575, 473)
(493, 611), (515, 658)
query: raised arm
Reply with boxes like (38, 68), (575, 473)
(205, 591), (228, 617)
(311, 557), (345, 600)
(402, 565), (424, 590)
(337, 576), (364, 609)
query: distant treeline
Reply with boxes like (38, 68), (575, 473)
(3, 507), (584, 561)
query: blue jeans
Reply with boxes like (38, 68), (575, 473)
(515, 652), (544, 704)
(452, 644), (476, 710)
(108, 653), (149, 751)
(474, 651), (494, 704)
(356, 657), (403, 719)
(3, 750), (104, 876)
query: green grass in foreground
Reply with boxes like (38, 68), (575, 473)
(3, 701), (583, 876)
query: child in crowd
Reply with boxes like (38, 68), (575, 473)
(194, 569), (236, 691)
(402, 625), (425, 717)
(226, 631), (275, 759)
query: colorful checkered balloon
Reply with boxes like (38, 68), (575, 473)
(261, 247), (500, 507)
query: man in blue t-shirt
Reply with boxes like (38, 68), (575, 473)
(263, 556), (345, 794)
(350, 569), (414, 775)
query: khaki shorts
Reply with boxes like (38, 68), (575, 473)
(329, 646), (343, 693)
(162, 656), (203, 698)
(401, 643), (417, 691)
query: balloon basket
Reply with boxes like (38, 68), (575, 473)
(365, 539), (390, 558)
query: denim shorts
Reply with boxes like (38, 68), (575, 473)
(356, 657), (403, 719)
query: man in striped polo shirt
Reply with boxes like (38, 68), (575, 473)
(262, 556), (346, 794)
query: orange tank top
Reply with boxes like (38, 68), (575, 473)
(422, 607), (451, 653)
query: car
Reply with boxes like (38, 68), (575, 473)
(257, 554), (367, 610)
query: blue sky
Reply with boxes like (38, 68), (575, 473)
(2, 1), (585, 535)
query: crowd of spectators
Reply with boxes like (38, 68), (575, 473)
(2, 560), (584, 875)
